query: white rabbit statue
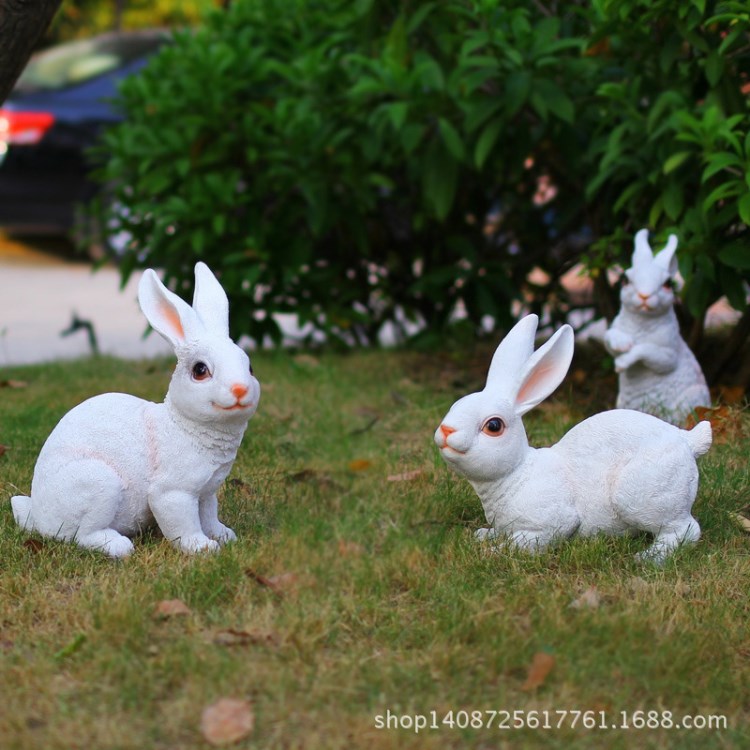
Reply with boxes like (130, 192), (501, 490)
(435, 314), (712, 563)
(11, 262), (260, 558)
(604, 228), (710, 425)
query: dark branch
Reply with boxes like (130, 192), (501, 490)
(0, 0), (63, 104)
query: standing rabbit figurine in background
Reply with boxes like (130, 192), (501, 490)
(435, 314), (712, 563)
(604, 228), (710, 425)
(11, 262), (259, 558)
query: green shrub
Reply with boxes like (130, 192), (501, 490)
(584, 0), (750, 322)
(94, 0), (749, 346)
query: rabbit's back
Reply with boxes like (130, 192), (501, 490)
(31, 393), (156, 535)
(554, 409), (699, 533)
(36, 393), (153, 469)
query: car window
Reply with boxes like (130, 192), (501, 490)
(14, 33), (166, 93)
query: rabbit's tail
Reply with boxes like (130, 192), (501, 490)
(685, 420), (712, 458)
(11, 495), (36, 531)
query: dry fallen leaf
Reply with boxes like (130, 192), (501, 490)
(23, 538), (46, 553)
(717, 385), (745, 405)
(245, 569), (305, 595)
(212, 629), (278, 648)
(337, 539), (365, 557)
(286, 468), (340, 489)
(153, 599), (192, 619)
(387, 469), (424, 482)
(729, 509), (750, 534)
(569, 586), (601, 610)
(201, 698), (255, 746)
(0, 445), (7, 457)
(348, 459), (372, 472)
(684, 405), (741, 444)
(520, 652), (555, 691)
(266, 572), (300, 591)
(0, 379), (28, 389)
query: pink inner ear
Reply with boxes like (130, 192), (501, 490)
(160, 301), (185, 341)
(517, 363), (554, 405)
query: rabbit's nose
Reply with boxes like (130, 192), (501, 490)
(231, 384), (249, 400)
(638, 292), (650, 301)
(440, 424), (457, 439)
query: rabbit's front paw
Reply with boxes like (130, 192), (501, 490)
(605, 329), (633, 355)
(614, 350), (639, 372)
(176, 534), (220, 554)
(209, 523), (237, 545)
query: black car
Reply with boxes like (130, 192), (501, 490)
(0, 29), (167, 234)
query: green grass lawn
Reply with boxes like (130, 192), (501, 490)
(1, 350), (748, 749)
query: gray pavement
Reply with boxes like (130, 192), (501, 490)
(0, 234), (171, 366)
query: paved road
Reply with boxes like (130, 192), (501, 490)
(0, 233), (171, 367)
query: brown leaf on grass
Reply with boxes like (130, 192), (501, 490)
(201, 698), (255, 746)
(287, 468), (341, 490)
(717, 385), (745, 404)
(245, 569), (306, 595)
(729, 507), (750, 534)
(337, 539), (365, 557)
(153, 599), (192, 619)
(288, 468), (319, 483)
(245, 569), (279, 592)
(266, 572), (300, 590)
(0, 444), (7, 457)
(0, 379), (28, 389)
(348, 459), (372, 472)
(212, 629), (279, 648)
(569, 586), (601, 610)
(23, 538), (46, 553)
(387, 469), (424, 482)
(685, 405), (737, 443)
(520, 652), (555, 691)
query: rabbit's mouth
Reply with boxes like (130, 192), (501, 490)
(213, 401), (254, 411)
(440, 443), (466, 456)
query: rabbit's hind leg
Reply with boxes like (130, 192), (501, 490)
(75, 527), (134, 558)
(635, 516), (700, 565)
(38, 457), (135, 558)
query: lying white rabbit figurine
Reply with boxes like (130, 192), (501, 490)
(11, 262), (259, 558)
(604, 228), (710, 425)
(435, 314), (712, 562)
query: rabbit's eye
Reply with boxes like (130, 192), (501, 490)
(663, 279), (675, 290)
(482, 417), (505, 436)
(248, 361), (254, 376)
(192, 361), (211, 381)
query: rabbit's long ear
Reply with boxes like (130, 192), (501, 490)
(192, 262), (229, 337)
(486, 314), (538, 391)
(654, 234), (679, 277)
(513, 324), (574, 416)
(631, 228), (653, 267)
(139, 269), (198, 348)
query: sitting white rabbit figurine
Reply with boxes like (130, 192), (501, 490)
(435, 314), (712, 562)
(11, 262), (259, 558)
(604, 228), (710, 425)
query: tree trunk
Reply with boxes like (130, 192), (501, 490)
(0, 0), (64, 104)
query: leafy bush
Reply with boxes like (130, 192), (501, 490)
(584, 0), (750, 327)
(95, 0), (749, 347)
